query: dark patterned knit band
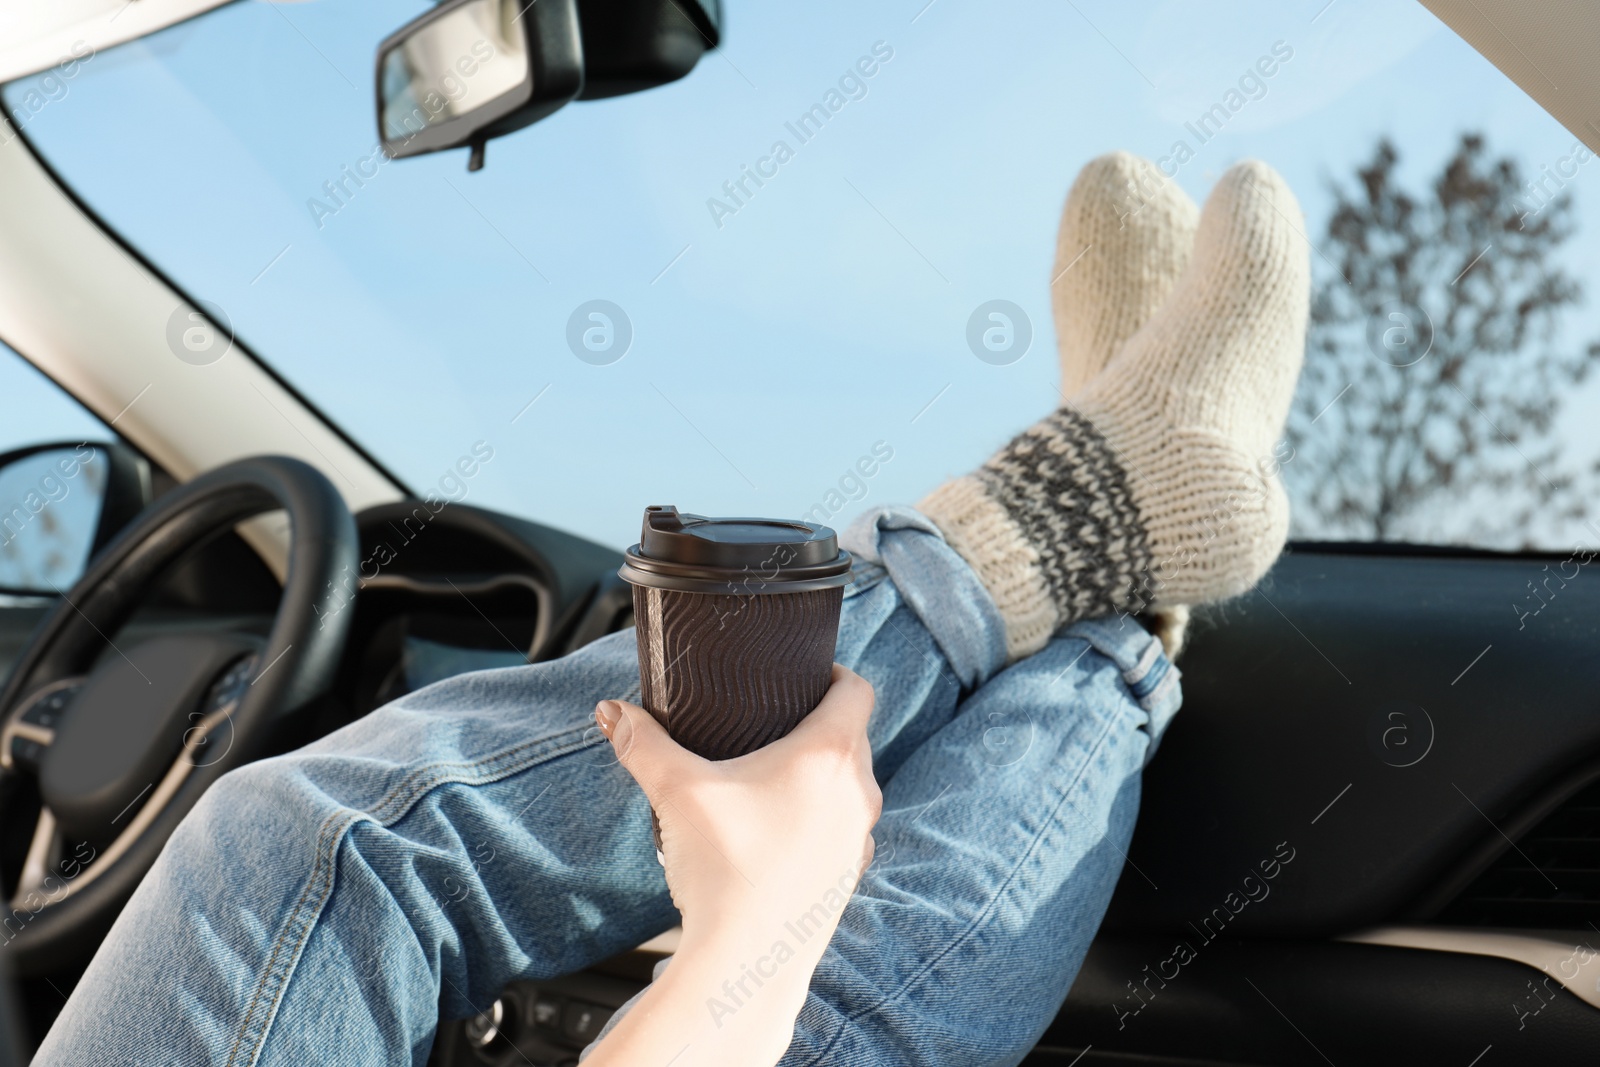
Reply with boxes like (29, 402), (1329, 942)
(975, 406), (1155, 619)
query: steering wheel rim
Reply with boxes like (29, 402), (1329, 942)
(0, 455), (358, 971)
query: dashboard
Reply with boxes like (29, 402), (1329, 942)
(335, 501), (632, 724)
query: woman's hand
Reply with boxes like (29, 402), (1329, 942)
(585, 665), (880, 1066)
(596, 664), (881, 964)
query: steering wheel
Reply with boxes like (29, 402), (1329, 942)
(0, 456), (357, 971)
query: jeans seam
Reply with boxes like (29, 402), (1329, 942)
(844, 564), (888, 599)
(224, 726), (594, 1067)
(796, 708), (1123, 1066)
(224, 806), (347, 1067)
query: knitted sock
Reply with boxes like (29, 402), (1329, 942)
(1053, 151), (1199, 397)
(922, 160), (1309, 661)
(1052, 153), (1201, 657)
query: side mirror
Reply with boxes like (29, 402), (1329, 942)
(376, 0), (584, 169)
(0, 443), (151, 596)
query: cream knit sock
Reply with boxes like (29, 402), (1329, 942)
(1053, 152), (1201, 658)
(923, 160), (1309, 661)
(1053, 151), (1199, 396)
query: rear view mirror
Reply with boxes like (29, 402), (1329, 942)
(376, 0), (721, 170)
(377, 0), (584, 169)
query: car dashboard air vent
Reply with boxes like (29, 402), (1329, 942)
(1436, 778), (1600, 928)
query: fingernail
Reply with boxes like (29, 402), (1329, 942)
(595, 700), (621, 739)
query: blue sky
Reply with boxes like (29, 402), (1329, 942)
(6, 0), (1598, 550)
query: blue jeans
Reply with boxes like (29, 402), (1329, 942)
(34, 506), (1180, 1067)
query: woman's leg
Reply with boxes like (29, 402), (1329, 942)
(31, 507), (1012, 1067)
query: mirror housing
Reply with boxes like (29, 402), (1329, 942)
(576, 0), (721, 100)
(376, 0), (584, 166)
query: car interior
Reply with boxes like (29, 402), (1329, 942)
(1, 0), (1599, 1064)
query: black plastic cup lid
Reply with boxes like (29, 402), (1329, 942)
(619, 505), (852, 594)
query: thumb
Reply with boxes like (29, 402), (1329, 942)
(595, 699), (698, 803)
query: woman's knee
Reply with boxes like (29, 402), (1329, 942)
(167, 754), (352, 877)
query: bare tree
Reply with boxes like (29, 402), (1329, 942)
(1285, 133), (1600, 547)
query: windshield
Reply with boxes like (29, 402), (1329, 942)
(6, 0), (1600, 551)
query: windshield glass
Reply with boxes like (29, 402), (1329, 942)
(7, 0), (1599, 551)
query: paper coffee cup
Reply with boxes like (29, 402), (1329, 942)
(618, 505), (853, 762)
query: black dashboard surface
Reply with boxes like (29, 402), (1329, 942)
(1102, 548), (1600, 937)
